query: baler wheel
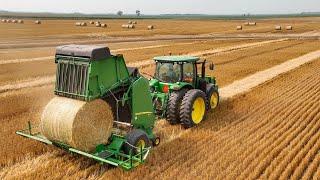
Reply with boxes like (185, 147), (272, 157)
(180, 89), (207, 129)
(166, 89), (188, 124)
(124, 129), (150, 154)
(206, 85), (219, 110)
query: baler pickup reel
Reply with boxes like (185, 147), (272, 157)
(17, 122), (151, 170)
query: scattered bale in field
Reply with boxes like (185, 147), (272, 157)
(147, 25), (154, 30)
(75, 22), (82, 26)
(121, 24), (135, 29)
(128, 20), (132, 24)
(96, 23), (101, 27)
(80, 22), (87, 26)
(248, 22), (256, 26)
(89, 21), (94, 24)
(95, 21), (100, 24)
(286, 25), (293, 30)
(12, 19), (17, 23)
(18, 20), (24, 24)
(101, 24), (107, 28)
(244, 22), (249, 26)
(35, 20), (41, 24)
(237, 25), (243, 30)
(275, 25), (282, 30)
(132, 21), (137, 24)
(40, 97), (114, 152)
(1, 19), (5, 23)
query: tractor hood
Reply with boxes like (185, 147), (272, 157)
(149, 78), (191, 93)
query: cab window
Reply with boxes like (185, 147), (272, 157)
(183, 63), (195, 83)
(155, 62), (181, 83)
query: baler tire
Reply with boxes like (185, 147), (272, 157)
(124, 129), (150, 155)
(206, 84), (219, 111)
(166, 89), (188, 124)
(180, 89), (207, 129)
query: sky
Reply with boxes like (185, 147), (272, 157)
(1, 0), (320, 15)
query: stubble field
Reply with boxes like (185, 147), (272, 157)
(0, 17), (319, 179)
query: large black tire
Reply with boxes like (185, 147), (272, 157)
(180, 89), (207, 129)
(166, 89), (188, 124)
(123, 129), (150, 154)
(206, 84), (219, 111)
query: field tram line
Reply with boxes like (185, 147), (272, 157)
(279, 125), (320, 180)
(196, 79), (320, 179)
(152, 71), (320, 178)
(313, 160), (320, 180)
(301, 150), (320, 179)
(241, 97), (320, 179)
(167, 75), (320, 178)
(213, 74), (320, 178)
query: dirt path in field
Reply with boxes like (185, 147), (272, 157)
(0, 39), (288, 92)
(219, 50), (320, 99)
(0, 42), (195, 65)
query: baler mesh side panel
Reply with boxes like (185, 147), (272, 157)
(56, 62), (88, 97)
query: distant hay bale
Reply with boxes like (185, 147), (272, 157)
(40, 97), (114, 152)
(35, 20), (41, 24)
(122, 24), (129, 28)
(12, 19), (17, 23)
(95, 21), (100, 24)
(122, 24), (135, 29)
(128, 20), (132, 24)
(101, 24), (107, 28)
(147, 25), (154, 30)
(90, 21), (94, 24)
(1, 19), (5, 23)
(236, 25), (242, 30)
(248, 22), (256, 26)
(75, 22), (82, 26)
(18, 20), (24, 24)
(80, 22), (87, 26)
(275, 25), (282, 30)
(96, 23), (101, 27)
(244, 22), (249, 26)
(132, 21), (137, 24)
(286, 26), (293, 30)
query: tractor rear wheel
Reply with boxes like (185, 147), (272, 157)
(123, 129), (150, 154)
(206, 85), (219, 110)
(180, 89), (207, 129)
(166, 89), (188, 124)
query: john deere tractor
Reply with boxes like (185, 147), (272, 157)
(149, 56), (219, 128)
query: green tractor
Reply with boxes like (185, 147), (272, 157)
(149, 56), (219, 128)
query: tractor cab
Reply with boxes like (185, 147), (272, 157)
(149, 55), (219, 128)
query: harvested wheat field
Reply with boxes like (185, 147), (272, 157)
(0, 9), (320, 180)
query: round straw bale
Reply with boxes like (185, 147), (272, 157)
(128, 20), (132, 24)
(132, 21), (137, 24)
(147, 25), (154, 30)
(1, 19), (5, 23)
(122, 24), (129, 28)
(128, 24), (135, 29)
(40, 97), (114, 152)
(95, 21), (100, 24)
(12, 19), (17, 23)
(244, 22), (249, 26)
(101, 24), (107, 28)
(18, 20), (24, 24)
(275, 25), (282, 30)
(286, 26), (293, 30)
(249, 22), (256, 26)
(96, 23), (101, 27)
(75, 22), (82, 26)
(35, 20), (41, 24)
(90, 21), (94, 24)
(236, 25), (242, 30)
(80, 22), (87, 26)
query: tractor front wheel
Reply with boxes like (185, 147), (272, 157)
(167, 89), (188, 124)
(180, 89), (207, 129)
(124, 129), (150, 154)
(206, 85), (219, 110)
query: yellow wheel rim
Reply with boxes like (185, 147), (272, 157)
(191, 97), (206, 124)
(210, 92), (219, 109)
(136, 139), (146, 152)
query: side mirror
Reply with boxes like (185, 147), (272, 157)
(209, 63), (215, 71)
